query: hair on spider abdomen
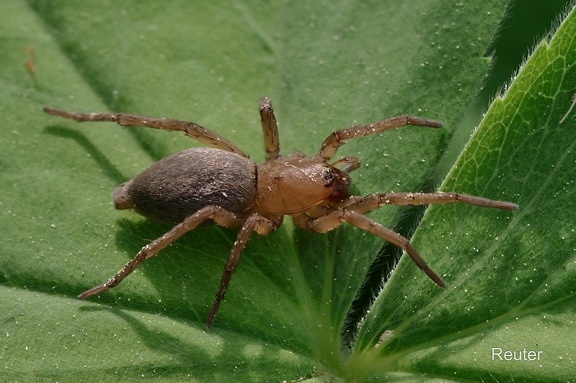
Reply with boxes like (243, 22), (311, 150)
(114, 147), (257, 225)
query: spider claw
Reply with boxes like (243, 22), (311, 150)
(426, 269), (446, 288)
(77, 284), (106, 300)
(206, 300), (222, 328)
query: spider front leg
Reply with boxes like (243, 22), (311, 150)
(43, 107), (248, 157)
(293, 209), (446, 287)
(318, 115), (443, 162)
(294, 191), (518, 287)
(334, 192), (519, 215)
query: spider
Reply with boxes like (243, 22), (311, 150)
(44, 98), (518, 327)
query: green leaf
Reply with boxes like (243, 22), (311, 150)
(1, 0), (572, 381)
(350, 4), (576, 382)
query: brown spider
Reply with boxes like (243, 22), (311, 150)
(43, 98), (518, 327)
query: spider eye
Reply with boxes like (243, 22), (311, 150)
(322, 169), (334, 185)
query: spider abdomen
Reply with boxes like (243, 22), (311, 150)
(114, 147), (257, 225)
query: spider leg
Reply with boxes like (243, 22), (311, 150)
(207, 213), (277, 327)
(337, 192), (519, 214)
(318, 115), (442, 162)
(294, 191), (517, 286)
(43, 107), (248, 157)
(293, 209), (445, 287)
(77, 205), (245, 301)
(259, 97), (280, 160)
(342, 211), (446, 287)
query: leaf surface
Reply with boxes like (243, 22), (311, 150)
(2, 0), (573, 381)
